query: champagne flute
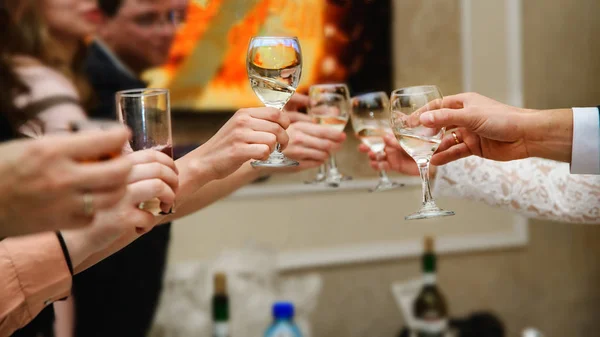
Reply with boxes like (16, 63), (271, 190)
(247, 36), (302, 167)
(390, 85), (455, 220)
(308, 91), (349, 187)
(350, 92), (404, 192)
(308, 84), (353, 185)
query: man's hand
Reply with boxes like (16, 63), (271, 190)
(416, 92), (572, 164)
(0, 128), (133, 237)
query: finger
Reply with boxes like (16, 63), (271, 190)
(126, 149), (178, 174)
(370, 160), (390, 171)
(291, 132), (340, 153)
(71, 187), (127, 217)
(127, 162), (179, 193)
(284, 93), (310, 112)
(430, 143), (472, 165)
(436, 131), (462, 154)
(127, 179), (176, 207)
(248, 118), (289, 150)
(419, 108), (470, 128)
(244, 144), (272, 161)
(286, 147), (329, 162)
(441, 93), (473, 109)
(244, 130), (281, 153)
(72, 156), (133, 190)
(287, 111), (312, 123)
(247, 107), (291, 129)
(295, 122), (346, 141)
(358, 144), (370, 153)
(383, 134), (402, 149)
(60, 127), (130, 159)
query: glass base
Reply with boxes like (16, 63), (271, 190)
(369, 181), (404, 193)
(405, 203), (455, 220)
(304, 173), (326, 184)
(251, 150), (299, 168)
(326, 170), (353, 187)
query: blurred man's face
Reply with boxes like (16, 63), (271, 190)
(100, 0), (182, 73)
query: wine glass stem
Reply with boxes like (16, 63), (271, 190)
(379, 170), (392, 183)
(328, 154), (339, 173)
(417, 159), (435, 206)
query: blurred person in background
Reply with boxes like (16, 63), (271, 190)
(65, 0), (346, 336)
(0, 0), (179, 335)
(360, 92), (599, 224)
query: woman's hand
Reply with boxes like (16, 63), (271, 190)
(60, 149), (179, 267)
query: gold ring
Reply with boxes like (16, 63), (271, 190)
(83, 193), (94, 216)
(452, 131), (461, 145)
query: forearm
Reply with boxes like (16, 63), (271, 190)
(158, 161), (262, 222)
(524, 109), (573, 163)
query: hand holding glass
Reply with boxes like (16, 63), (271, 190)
(390, 85), (454, 220)
(116, 88), (174, 216)
(247, 36), (302, 167)
(350, 92), (403, 192)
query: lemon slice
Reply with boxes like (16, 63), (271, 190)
(252, 44), (297, 69)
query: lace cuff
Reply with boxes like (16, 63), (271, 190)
(433, 157), (600, 224)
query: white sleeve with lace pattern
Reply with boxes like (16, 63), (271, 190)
(433, 157), (600, 224)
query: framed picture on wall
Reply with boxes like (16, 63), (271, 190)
(143, 0), (393, 114)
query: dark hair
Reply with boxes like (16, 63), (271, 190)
(99, 0), (124, 18)
(0, 2), (33, 133)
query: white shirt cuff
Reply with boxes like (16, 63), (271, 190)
(571, 107), (600, 174)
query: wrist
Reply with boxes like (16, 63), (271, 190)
(59, 229), (95, 271)
(523, 109), (573, 163)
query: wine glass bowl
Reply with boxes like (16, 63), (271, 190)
(247, 36), (302, 167)
(308, 83), (353, 186)
(390, 85), (454, 220)
(350, 91), (403, 192)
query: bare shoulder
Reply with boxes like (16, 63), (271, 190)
(14, 63), (80, 108)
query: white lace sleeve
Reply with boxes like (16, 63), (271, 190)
(433, 157), (600, 224)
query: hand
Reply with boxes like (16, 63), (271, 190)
(417, 92), (570, 164)
(283, 121), (346, 170)
(284, 93), (309, 113)
(191, 107), (290, 180)
(61, 149), (179, 267)
(0, 128), (132, 237)
(358, 134), (437, 177)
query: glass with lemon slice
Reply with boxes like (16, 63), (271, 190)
(247, 36), (302, 167)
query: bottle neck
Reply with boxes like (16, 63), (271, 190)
(422, 252), (436, 285)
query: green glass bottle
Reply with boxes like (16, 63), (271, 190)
(413, 237), (448, 337)
(212, 273), (230, 337)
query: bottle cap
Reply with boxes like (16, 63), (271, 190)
(214, 272), (227, 295)
(272, 302), (295, 319)
(424, 236), (434, 252)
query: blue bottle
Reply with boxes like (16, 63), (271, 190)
(264, 302), (303, 337)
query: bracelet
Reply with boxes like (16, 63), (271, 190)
(55, 231), (74, 275)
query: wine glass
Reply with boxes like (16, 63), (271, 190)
(350, 92), (404, 192)
(307, 90), (350, 187)
(247, 36), (302, 167)
(308, 84), (353, 185)
(390, 85), (455, 220)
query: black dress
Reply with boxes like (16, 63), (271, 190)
(72, 41), (172, 337)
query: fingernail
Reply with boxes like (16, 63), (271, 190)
(421, 112), (434, 124)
